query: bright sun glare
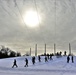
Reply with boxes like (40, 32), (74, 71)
(24, 10), (41, 27)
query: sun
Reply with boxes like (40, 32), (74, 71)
(23, 10), (41, 28)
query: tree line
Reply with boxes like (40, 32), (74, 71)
(0, 46), (21, 59)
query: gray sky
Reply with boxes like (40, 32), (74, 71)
(0, 0), (76, 55)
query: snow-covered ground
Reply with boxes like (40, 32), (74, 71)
(0, 56), (76, 75)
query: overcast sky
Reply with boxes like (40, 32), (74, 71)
(0, 0), (76, 55)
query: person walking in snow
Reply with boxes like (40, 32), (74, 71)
(38, 56), (41, 62)
(67, 56), (70, 63)
(45, 56), (48, 62)
(50, 54), (53, 60)
(71, 56), (74, 63)
(64, 51), (67, 56)
(24, 58), (28, 67)
(12, 59), (18, 68)
(32, 56), (35, 65)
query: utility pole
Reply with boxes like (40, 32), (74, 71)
(35, 44), (37, 56)
(44, 44), (46, 55)
(54, 43), (56, 55)
(69, 43), (71, 55)
(30, 48), (31, 56)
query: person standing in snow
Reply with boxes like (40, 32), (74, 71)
(71, 56), (74, 63)
(24, 58), (28, 67)
(67, 56), (70, 63)
(12, 59), (18, 68)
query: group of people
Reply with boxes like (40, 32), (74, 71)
(67, 55), (74, 63)
(12, 55), (53, 68)
(12, 56), (39, 68)
(12, 58), (29, 68)
(12, 55), (74, 68)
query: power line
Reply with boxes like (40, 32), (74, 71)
(33, 0), (40, 26)
(47, 0), (57, 43)
(0, 0), (11, 16)
(14, 0), (26, 26)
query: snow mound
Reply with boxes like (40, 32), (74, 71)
(0, 56), (76, 75)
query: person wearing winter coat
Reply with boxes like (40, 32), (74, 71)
(71, 56), (74, 63)
(32, 56), (35, 65)
(24, 58), (28, 67)
(12, 59), (18, 68)
(67, 56), (70, 63)
(38, 56), (41, 62)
